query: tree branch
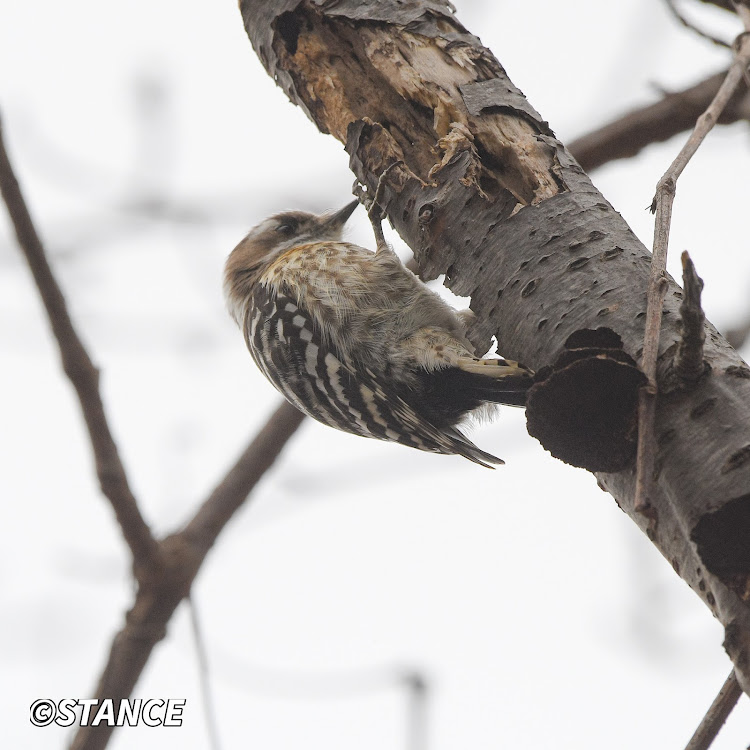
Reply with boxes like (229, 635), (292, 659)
(698, 0), (738, 13)
(240, 0), (750, 699)
(7, 1), (750, 746)
(69, 400), (304, 750)
(0, 116), (162, 578)
(684, 670), (743, 750)
(181, 401), (305, 556)
(567, 69), (750, 173)
(664, 0), (732, 48)
(2, 109), (308, 750)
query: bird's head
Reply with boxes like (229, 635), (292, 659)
(224, 200), (359, 322)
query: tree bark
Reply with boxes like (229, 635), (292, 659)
(239, 0), (750, 694)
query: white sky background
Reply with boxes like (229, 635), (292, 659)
(2, 0), (750, 748)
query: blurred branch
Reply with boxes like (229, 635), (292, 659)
(404, 671), (430, 750)
(70, 401), (304, 750)
(181, 402), (305, 556)
(2, 110), (308, 749)
(568, 68), (750, 172)
(664, 0), (732, 47)
(725, 315), (750, 349)
(0, 115), (162, 578)
(188, 595), (222, 750)
(699, 0), (739, 12)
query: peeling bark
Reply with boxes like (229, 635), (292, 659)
(240, 0), (750, 694)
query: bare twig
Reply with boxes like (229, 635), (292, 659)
(674, 251), (707, 383)
(664, 0), (732, 48)
(684, 671), (743, 750)
(404, 671), (430, 750)
(188, 595), (222, 750)
(634, 24), (750, 512)
(634, 279), (669, 514)
(0, 115), (162, 577)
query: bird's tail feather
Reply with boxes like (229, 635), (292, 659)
(444, 427), (505, 468)
(456, 357), (533, 407)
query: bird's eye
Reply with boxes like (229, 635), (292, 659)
(275, 220), (297, 235)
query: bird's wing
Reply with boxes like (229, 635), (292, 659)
(246, 287), (503, 467)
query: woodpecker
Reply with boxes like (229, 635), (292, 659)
(224, 200), (533, 467)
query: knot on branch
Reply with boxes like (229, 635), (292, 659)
(525, 328), (647, 472)
(650, 175), (676, 213)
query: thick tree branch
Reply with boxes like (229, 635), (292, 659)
(240, 0), (750, 697)
(0, 117), (162, 578)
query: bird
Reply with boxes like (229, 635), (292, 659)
(224, 200), (533, 467)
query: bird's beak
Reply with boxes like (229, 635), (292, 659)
(323, 200), (359, 231)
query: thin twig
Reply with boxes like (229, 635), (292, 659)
(684, 670), (743, 750)
(404, 671), (430, 750)
(188, 595), (222, 750)
(0, 115), (162, 576)
(634, 283), (669, 514)
(674, 251), (707, 383)
(664, 0), (732, 48)
(634, 23), (750, 512)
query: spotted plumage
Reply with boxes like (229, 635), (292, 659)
(224, 201), (533, 467)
